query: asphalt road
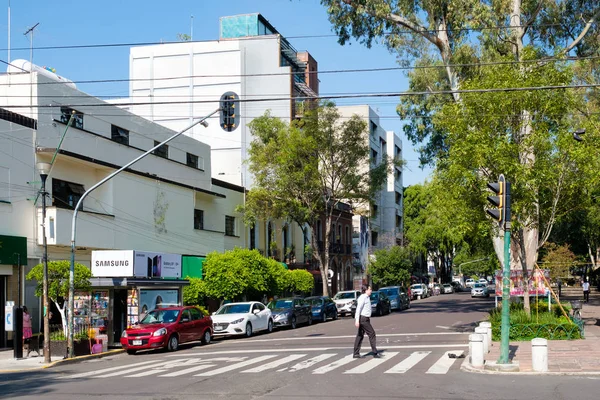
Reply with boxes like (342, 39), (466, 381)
(2, 291), (599, 400)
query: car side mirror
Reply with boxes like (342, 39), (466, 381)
(253, 309), (260, 314)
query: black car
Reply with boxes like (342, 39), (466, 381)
(370, 291), (391, 316)
(267, 297), (312, 328)
(379, 286), (411, 311)
(305, 296), (338, 323)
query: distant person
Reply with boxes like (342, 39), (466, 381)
(557, 279), (562, 297)
(583, 280), (590, 303)
(353, 285), (379, 359)
(22, 306), (33, 343)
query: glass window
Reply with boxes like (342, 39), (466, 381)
(225, 215), (235, 236)
(52, 178), (85, 210)
(111, 125), (129, 145)
(216, 304), (251, 314)
(153, 140), (168, 159)
(180, 309), (191, 321)
(60, 107), (83, 129)
(189, 308), (203, 320)
(186, 153), (198, 168)
(194, 209), (204, 230)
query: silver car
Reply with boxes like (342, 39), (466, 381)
(471, 283), (490, 298)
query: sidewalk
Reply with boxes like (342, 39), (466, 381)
(0, 348), (124, 373)
(464, 296), (600, 375)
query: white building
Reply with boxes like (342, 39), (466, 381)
(337, 105), (404, 255)
(125, 13), (319, 188)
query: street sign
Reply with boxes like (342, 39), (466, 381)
(5, 305), (14, 331)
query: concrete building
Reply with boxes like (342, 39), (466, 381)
(0, 65), (254, 347)
(337, 105), (404, 264)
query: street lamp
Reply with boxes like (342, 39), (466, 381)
(36, 161), (51, 364)
(573, 128), (586, 142)
(67, 110), (219, 358)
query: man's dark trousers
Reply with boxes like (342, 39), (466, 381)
(354, 316), (378, 356)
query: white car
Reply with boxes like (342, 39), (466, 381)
(211, 301), (273, 338)
(471, 283), (490, 298)
(410, 283), (428, 299)
(478, 278), (488, 286)
(465, 278), (475, 288)
(333, 290), (361, 317)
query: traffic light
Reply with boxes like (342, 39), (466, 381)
(219, 92), (239, 132)
(486, 174), (511, 228)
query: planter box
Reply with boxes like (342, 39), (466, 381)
(50, 339), (91, 358)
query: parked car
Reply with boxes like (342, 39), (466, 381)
(305, 296), (338, 322)
(333, 290), (361, 317)
(442, 283), (454, 294)
(471, 283), (490, 298)
(410, 283), (429, 300)
(370, 291), (391, 316)
(465, 278), (476, 288)
(211, 301), (273, 338)
(450, 281), (464, 292)
(432, 283), (442, 295)
(379, 286), (411, 311)
(268, 298), (312, 328)
(121, 306), (213, 355)
(478, 278), (489, 286)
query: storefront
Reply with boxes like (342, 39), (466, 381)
(79, 250), (193, 347)
(0, 235), (27, 349)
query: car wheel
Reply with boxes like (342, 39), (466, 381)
(291, 316), (297, 329)
(245, 322), (253, 337)
(333, 310), (338, 320)
(167, 335), (179, 352)
(267, 319), (273, 333)
(126, 349), (137, 355)
(201, 330), (211, 345)
(322, 312), (327, 323)
(307, 314), (313, 326)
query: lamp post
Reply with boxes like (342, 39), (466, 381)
(36, 161), (51, 363)
(66, 110), (218, 358)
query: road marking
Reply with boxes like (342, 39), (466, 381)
(98, 359), (192, 378)
(241, 354), (306, 373)
(344, 352), (399, 374)
(195, 355), (277, 376)
(287, 353), (337, 372)
(426, 350), (464, 374)
(242, 332), (468, 343)
(385, 351), (431, 374)
(312, 355), (356, 374)
(160, 364), (216, 377)
(435, 326), (450, 330)
(59, 359), (162, 379)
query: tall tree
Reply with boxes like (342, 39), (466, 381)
(368, 246), (412, 287)
(242, 102), (393, 296)
(319, 0), (600, 311)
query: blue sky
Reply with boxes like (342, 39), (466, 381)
(2, 0), (432, 185)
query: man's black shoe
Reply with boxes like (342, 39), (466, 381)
(353, 354), (361, 359)
(372, 353), (381, 358)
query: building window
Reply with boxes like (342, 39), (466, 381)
(371, 203), (378, 216)
(345, 226), (350, 244)
(371, 231), (379, 247)
(395, 191), (401, 205)
(395, 169), (401, 181)
(369, 121), (377, 136)
(395, 145), (401, 157)
(194, 209), (204, 230)
(396, 216), (402, 230)
(380, 138), (387, 154)
(225, 216), (236, 236)
(371, 149), (378, 163)
(186, 153), (199, 169)
(250, 224), (256, 250)
(60, 107), (83, 130)
(337, 225), (342, 243)
(153, 140), (168, 159)
(111, 125), (129, 145)
(52, 178), (85, 210)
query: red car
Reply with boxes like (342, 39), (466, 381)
(120, 306), (213, 355)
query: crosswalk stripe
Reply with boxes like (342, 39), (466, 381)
(98, 359), (190, 378)
(312, 355), (356, 374)
(194, 355), (277, 376)
(59, 359), (160, 379)
(160, 364), (216, 377)
(426, 350), (464, 374)
(384, 351), (431, 374)
(287, 353), (337, 372)
(126, 369), (168, 377)
(344, 352), (399, 374)
(241, 354), (306, 373)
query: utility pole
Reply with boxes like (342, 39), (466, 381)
(24, 22), (39, 119)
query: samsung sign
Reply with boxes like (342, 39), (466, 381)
(91, 250), (182, 278)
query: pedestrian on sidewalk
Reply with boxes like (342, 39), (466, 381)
(583, 280), (590, 303)
(353, 285), (379, 359)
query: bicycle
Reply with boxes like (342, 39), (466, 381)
(571, 300), (582, 321)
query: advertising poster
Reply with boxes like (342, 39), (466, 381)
(91, 250), (134, 277)
(133, 251), (182, 279)
(139, 289), (179, 314)
(495, 269), (550, 296)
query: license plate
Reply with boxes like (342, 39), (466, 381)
(132, 340), (142, 346)
(214, 326), (224, 331)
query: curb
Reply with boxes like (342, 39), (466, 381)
(460, 356), (600, 376)
(0, 349), (125, 373)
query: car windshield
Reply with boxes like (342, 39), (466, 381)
(334, 292), (356, 300)
(369, 293), (379, 301)
(268, 300), (293, 309)
(443, 284), (451, 288)
(411, 284), (422, 289)
(216, 304), (251, 314)
(379, 288), (397, 296)
(474, 283), (487, 288)
(140, 309), (180, 324)
(307, 298), (323, 306)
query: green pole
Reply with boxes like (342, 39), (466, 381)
(498, 228), (511, 363)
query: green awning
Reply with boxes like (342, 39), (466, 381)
(0, 235), (27, 265)
(182, 256), (205, 279)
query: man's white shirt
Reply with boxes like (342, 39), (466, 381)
(355, 293), (372, 324)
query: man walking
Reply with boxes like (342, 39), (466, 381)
(353, 285), (379, 358)
(583, 279), (590, 303)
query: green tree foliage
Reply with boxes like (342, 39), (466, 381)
(281, 269), (315, 295)
(539, 243), (577, 281)
(26, 260), (91, 334)
(242, 102), (395, 296)
(183, 277), (208, 306)
(368, 246), (412, 287)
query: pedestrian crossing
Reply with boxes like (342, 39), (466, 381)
(58, 350), (465, 379)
